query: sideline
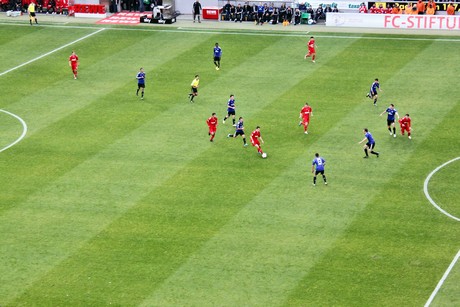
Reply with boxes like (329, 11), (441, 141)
(0, 109), (28, 153)
(423, 157), (460, 222)
(1, 22), (460, 42)
(424, 249), (460, 307)
(0, 28), (105, 77)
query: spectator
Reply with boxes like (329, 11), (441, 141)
(279, 3), (286, 23)
(416, 0), (425, 14)
(235, 4), (243, 22)
(446, 3), (455, 15)
(404, 3), (413, 14)
(391, 4), (401, 14)
(192, 0), (201, 23)
(426, 2), (435, 14)
(306, 5), (315, 19)
(229, 4), (236, 21)
(294, 8), (300, 25)
(242, 3), (250, 21)
(377, 4), (385, 14)
(324, 4), (332, 14)
(256, 3), (264, 24)
(314, 4), (324, 21)
(358, 2), (367, 13)
(272, 7), (279, 24)
(286, 6), (293, 23)
(411, 3), (418, 14)
(262, 3), (271, 23)
(369, 3), (378, 13)
(332, 4), (338, 12)
(222, 0), (231, 21)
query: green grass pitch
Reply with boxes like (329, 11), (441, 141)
(0, 22), (459, 306)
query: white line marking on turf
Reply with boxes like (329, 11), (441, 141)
(424, 249), (460, 307)
(0, 28), (105, 77)
(423, 157), (460, 222)
(1, 22), (460, 42)
(0, 109), (28, 153)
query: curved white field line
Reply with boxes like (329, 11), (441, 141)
(423, 157), (460, 222)
(0, 109), (28, 153)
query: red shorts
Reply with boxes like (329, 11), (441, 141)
(401, 126), (410, 134)
(302, 116), (310, 124)
(251, 139), (260, 147)
(208, 127), (216, 134)
(71, 65), (78, 71)
(308, 48), (315, 54)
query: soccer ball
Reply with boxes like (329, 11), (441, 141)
(262, 152), (267, 159)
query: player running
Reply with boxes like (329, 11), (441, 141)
(68, 51), (79, 80)
(359, 128), (379, 158)
(366, 78), (382, 106)
(136, 67), (145, 99)
(380, 103), (399, 137)
(304, 36), (316, 63)
(188, 75), (200, 102)
(223, 94), (236, 126)
(250, 126), (265, 156)
(399, 113), (412, 139)
(213, 43), (222, 70)
(206, 113), (218, 142)
(298, 102), (313, 134)
(227, 117), (248, 147)
(312, 153), (327, 186)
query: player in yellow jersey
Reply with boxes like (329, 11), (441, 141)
(28, 1), (38, 25)
(188, 75), (200, 103)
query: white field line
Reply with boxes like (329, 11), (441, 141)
(0, 28), (105, 77)
(424, 249), (460, 307)
(423, 157), (460, 222)
(1, 22), (460, 42)
(0, 109), (28, 153)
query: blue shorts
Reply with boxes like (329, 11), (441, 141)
(235, 130), (245, 136)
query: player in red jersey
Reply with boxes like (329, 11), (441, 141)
(250, 126), (265, 156)
(206, 113), (218, 142)
(399, 114), (412, 139)
(298, 102), (313, 134)
(68, 51), (79, 79)
(304, 36), (316, 63)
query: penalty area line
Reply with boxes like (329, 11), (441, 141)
(0, 28), (105, 77)
(424, 249), (460, 307)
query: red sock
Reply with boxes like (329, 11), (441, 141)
(210, 134), (215, 141)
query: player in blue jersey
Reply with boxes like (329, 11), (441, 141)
(213, 43), (222, 70)
(366, 78), (382, 106)
(222, 94), (236, 126)
(359, 128), (379, 158)
(227, 116), (248, 147)
(312, 153), (327, 186)
(136, 68), (145, 99)
(380, 103), (400, 137)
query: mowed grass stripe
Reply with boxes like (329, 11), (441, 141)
(0, 31), (211, 212)
(0, 26), (97, 73)
(8, 36), (357, 305)
(137, 37), (437, 306)
(2, 34), (283, 304)
(0, 32), (219, 303)
(285, 40), (460, 306)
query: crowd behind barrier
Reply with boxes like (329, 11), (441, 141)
(0, 0), (457, 17)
